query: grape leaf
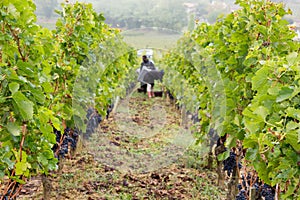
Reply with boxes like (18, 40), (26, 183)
(6, 122), (21, 136)
(12, 91), (34, 121)
(217, 150), (230, 161)
(285, 131), (300, 151)
(286, 52), (299, 66)
(276, 87), (293, 103)
(286, 121), (299, 132)
(253, 106), (269, 121)
(251, 66), (269, 91)
(15, 162), (30, 176)
(9, 82), (20, 95)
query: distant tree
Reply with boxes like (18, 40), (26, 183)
(150, 0), (187, 31)
(86, 0), (187, 31)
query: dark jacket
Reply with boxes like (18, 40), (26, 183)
(140, 60), (156, 71)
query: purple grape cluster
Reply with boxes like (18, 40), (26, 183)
(236, 173), (275, 200)
(236, 189), (247, 200)
(166, 90), (174, 100)
(85, 107), (102, 139)
(261, 184), (275, 200)
(106, 104), (114, 119)
(215, 134), (275, 200)
(223, 151), (242, 176)
(52, 127), (79, 160)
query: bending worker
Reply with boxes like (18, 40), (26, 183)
(140, 55), (157, 98)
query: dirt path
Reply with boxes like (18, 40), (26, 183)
(18, 92), (226, 199)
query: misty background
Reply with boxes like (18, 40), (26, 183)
(33, 0), (300, 48)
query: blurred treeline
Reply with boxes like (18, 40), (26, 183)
(34, 0), (300, 31)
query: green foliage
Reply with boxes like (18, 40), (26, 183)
(0, 0), (59, 183)
(0, 0), (137, 196)
(162, 0), (300, 198)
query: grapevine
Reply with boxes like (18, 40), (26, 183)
(0, 0), (137, 198)
(161, 0), (300, 198)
